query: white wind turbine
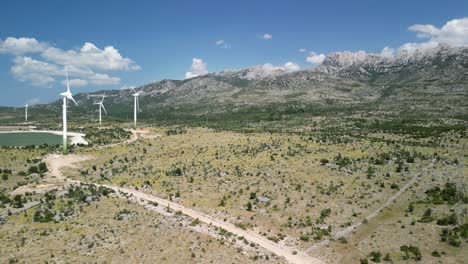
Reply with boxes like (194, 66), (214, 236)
(94, 95), (107, 124)
(60, 69), (78, 154)
(131, 87), (144, 128)
(24, 104), (28, 123)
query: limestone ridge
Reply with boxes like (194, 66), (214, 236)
(38, 44), (468, 116)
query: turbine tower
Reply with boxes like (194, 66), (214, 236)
(94, 95), (107, 124)
(131, 87), (144, 128)
(24, 104), (28, 123)
(60, 69), (78, 154)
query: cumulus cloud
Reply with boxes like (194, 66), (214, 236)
(41, 42), (141, 71)
(299, 48), (307, 53)
(185, 58), (208, 79)
(0, 37), (138, 87)
(60, 78), (88, 87)
(119, 84), (136, 90)
(306, 51), (326, 64)
(0, 37), (49, 55)
(380, 46), (395, 57)
(261, 33), (272, 40)
(261, 62), (300, 73)
(11, 56), (120, 87)
(26, 98), (41, 106)
(408, 17), (468, 46)
(398, 41), (439, 54)
(397, 17), (468, 53)
(11, 56), (60, 86)
(283, 62), (300, 71)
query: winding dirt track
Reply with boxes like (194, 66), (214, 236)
(17, 129), (437, 263)
(44, 151), (324, 264)
(305, 159), (436, 253)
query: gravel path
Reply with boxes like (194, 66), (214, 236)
(305, 159), (436, 253)
(43, 150), (324, 264)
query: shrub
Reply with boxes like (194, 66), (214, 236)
(436, 214), (457, 226)
(400, 245), (422, 261)
(190, 218), (200, 226)
(406, 202), (414, 213)
(12, 195), (24, 208)
(33, 208), (54, 223)
(38, 162), (48, 173)
(419, 208), (434, 223)
(383, 253), (391, 261)
(246, 201), (252, 211)
(369, 251), (382, 262)
(320, 158), (329, 165)
(28, 166), (39, 174)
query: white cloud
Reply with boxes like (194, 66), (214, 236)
(60, 78), (88, 87)
(0, 37), (137, 87)
(87, 73), (120, 85)
(11, 56), (120, 87)
(261, 62), (300, 73)
(380, 46), (395, 57)
(120, 84), (136, 90)
(408, 17), (468, 46)
(215, 39), (230, 48)
(396, 17), (468, 53)
(185, 58), (208, 79)
(26, 98), (41, 106)
(398, 41), (439, 54)
(0, 37), (49, 55)
(299, 48), (307, 53)
(41, 42), (141, 71)
(306, 51), (326, 64)
(283, 62), (300, 72)
(11, 56), (60, 86)
(261, 33), (272, 40)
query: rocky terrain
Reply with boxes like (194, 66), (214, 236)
(1, 44), (466, 125)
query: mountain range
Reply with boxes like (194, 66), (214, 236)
(2, 44), (467, 124)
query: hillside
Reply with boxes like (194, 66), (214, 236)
(1, 44), (467, 126)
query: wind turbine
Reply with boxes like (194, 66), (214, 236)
(131, 87), (144, 128)
(94, 95), (107, 124)
(60, 69), (78, 154)
(24, 104), (28, 123)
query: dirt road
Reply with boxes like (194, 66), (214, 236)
(305, 160), (435, 253)
(43, 153), (324, 264)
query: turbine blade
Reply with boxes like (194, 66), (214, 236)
(66, 68), (70, 93)
(131, 87), (137, 93)
(69, 95), (78, 106)
(101, 104), (107, 115)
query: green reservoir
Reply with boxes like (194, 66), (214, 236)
(0, 133), (63, 147)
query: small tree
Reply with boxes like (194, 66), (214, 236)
(38, 162), (48, 173)
(12, 194), (24, 208)
(246, 201), (253, 211)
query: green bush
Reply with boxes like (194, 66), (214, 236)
(369, 251), (382, 262)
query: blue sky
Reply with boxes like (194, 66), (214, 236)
(0, 0), (467, 106)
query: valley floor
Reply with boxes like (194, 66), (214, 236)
(0, 125), (466, 263)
